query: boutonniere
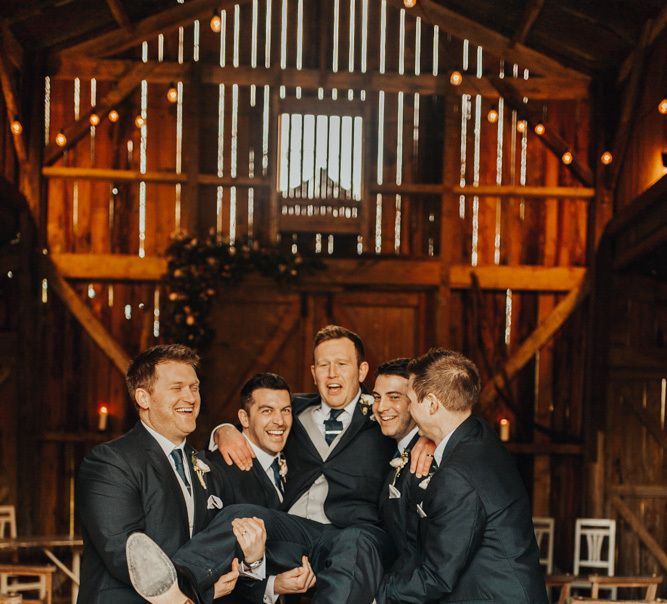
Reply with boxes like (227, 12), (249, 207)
(389, 449), (409, 485)
(191, 453), (210, 490)
(278, 452), (288, 481)
(359, 394), (376, 420)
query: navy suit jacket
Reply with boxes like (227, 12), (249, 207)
(377, 415), (548, 603)
(76, 422), (223, 603)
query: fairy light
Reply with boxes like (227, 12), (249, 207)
(450, 70), (463, 86)
(534, 122), (545, 135)
(658, 98), (667, 114)
(108, 109), (119, 123)
(89, 112), (100, 126)
(134, 115), (145, 128)
(600, 151), (613, 165)
(55, 129), (67, 146)
(166, 83), (178, 103)
(487, 108), (498, 123)
(516, 119), (527, 133)
(561, 150), (573, 165)
(210, 10), (222, 33)
(10, 117), (22, 135)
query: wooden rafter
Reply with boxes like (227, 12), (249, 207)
(43, 61), (157, 165)
(509, 0), (544, 48)
(0, 43), (27, 164)
(48, 58), (589, 101)
(489, 75), (594, 187)
(390, 0), (589, 81)
(624, 397), (667, 451)
(617, 4), (667, 83)
(105, 0), (133, 32)
(1, 23), (25, 72)
(479, 277), (589, 407)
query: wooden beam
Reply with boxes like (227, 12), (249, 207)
(49, 59), (589, 101)
(105, 0), (133, 32)
(510, 0), (544, 47)
(392, 0), (589, 81)
(0, 44), (27, 163)
(44, 260), (130, 375)
(611, 495), (667, 574)
(43, 61), (156, 166)
(610, 484), (667, 498)
(625, 397), (667, 452)
(618, 4), (667, 83)
(489, 75), (594, 187)
(374, 183), (595, 199)
(479, 278), (590, 407)
(1, 23), (25, 72)
(505, 442), (583, 455)
(58, 0), (243, 59)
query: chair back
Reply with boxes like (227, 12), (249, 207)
(533, 516), (555, 574)
(573, 518), (615, 576)
(0, 506), (16, 539)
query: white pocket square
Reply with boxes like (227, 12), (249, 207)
(388, 484), (401, 499)
(207, 495), (223, 509)
(416, 502), (427, 518)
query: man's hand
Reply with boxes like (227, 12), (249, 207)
(215, 424), (255, 470)
(274, 556), (316, 595)
(232, 517), (266, 563)
(213, 558), (240, 598)
(410, 436), (436, 478)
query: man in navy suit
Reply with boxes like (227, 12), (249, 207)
(376, 349), (548, 603)
(77, 344), (263, 604)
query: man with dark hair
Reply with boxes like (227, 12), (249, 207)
(77, 344), (264, 604)
(376, 348), (548, 603)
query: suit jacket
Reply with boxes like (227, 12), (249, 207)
(76, 422), (223, 604)
(378, 415), (548, 604)
(282, 393), (395, 528)
(378, 432), (422, 566)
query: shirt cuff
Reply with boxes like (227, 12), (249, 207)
(240, 556), (266, 581)
(263, 576), (279, 604)
(207, 422), (234, 452)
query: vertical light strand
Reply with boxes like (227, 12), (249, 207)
(230, 84), (239, 242)
(504, 289), (513, 346)
(660, 378), (666, 429)
(459, 94), (470, 219)
(216, 83), (226, 236)
(494, 96), (504, 265)
(41, 278), (48, 304)
(262, 85), (270, 175)
(432, 25), (439, 76)
(520, 115), (528, 220)
(178, 24), (184, 64)
(471, 45), (482, 267)
(395, 90), (404, 254)
(175, 81), (184, 230)
(153, 287), (160, 338)
(158, 33), (164, 62)
(280, 0), (288, 98)
(90, 78), (97, 163)
(219, 9), (227, 68)
(376, 91), (385, 185)
(265, 0), (272, 68)
(347, 0), (355, 100)
(296, 0), (303, 99)
(332, 0), (340, 100)
(193, 19), (200, 62)
(107, 284), (114, 307)
(248, 148), (255, 239)
(72, 78), (80, 236)
(379, 0), (387, 74)
(361, 0), (368, 74)
(139, 42), (148, 258)
(375, 194), (382, 254)
(233, 4), (240, 67)
(413, 17), (421, 160)
(398, 9), (405, 75)
(44, 76), (51, 145)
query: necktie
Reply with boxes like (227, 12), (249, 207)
(324, 409), (344, 445)
(270, 458), (284, 494)
(170, 448), (191, 494)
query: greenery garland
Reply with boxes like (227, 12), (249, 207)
(162, 232), (325, 349)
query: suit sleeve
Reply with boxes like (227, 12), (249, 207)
(76, 444), (144, 585)
(377, 467), (485, 604)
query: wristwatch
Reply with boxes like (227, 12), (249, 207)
(244, 558), (263, 570)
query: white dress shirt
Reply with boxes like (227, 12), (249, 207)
(433, 429), (455, 467)
(397, 426), (420, 455)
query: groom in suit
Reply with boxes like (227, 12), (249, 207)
(376, 349), (548, 603)
(76, 344), (260, 603)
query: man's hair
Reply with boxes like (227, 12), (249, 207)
(313, 324), (365, 364)
(240, 372), (291, 412)
(377, 357), (411, 379)
(126, 344), (200, 398)
(408, 348), (480, 412)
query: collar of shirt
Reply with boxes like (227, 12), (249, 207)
(317, 388), (361, 419)
(141, 421), (187, 457)
(433, 430), (455, 467)
(397, 426), (420, 455)
(242, 432), (279, 473)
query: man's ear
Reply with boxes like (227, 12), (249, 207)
(427, 393), (441, 415)
(358, 361), (369, 384)
(238, 408), (250, 429)
(310, 364), (316, 385)
(135, 389), (150, 410)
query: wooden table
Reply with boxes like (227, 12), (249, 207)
(0, 535), (82, 603)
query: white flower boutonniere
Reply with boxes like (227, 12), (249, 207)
(359, 394), (376, 420)
(389, 449), (409, 486)
(278, 453), (288, 481)
(191, 453), (210, 490)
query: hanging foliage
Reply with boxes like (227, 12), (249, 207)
(162, 232), (325, 350)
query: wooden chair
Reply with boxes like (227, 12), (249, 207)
(534, 516), (555, 574)
(569, 599), (667, 603)
(0, 505), (56, 604)
(589, 574), (663, 599)
(574, 519), (616, 577)
(546, 574), (575, 604)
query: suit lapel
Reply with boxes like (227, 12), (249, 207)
(188, 447), (209, 533)
(327, 401), (369, 461)
(438, 414), (477, 467)
(297, 405), (330, 460)
(251, 461), (281, 508)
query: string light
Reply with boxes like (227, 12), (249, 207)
(561, 150), (573, 165)
(89, 112), (100, 126)
(659, 98), (667, 115)
(600, 151), (613, 165)
(487, 108), (499, 124)
(403, 0), (417, 7)
(108, 109), (119, 123)
(55, 129), (67, 146)
(449, 70), (463, 86)
(166, 83), (178, 104)
(534, 122), (545, 136)
(134, 115), (145, 128)
(516, 120), (528, 133)
(210, 10), (222, 33)
(10, 116), (22, 135)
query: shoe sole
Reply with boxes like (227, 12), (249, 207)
(126, 533), (178, 599)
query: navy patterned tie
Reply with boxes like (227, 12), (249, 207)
(324, 409), (345, 445)
(270, 458), (284, 494)
(170, 448), (191, 494)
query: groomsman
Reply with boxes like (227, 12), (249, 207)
(207, 372), (315, 602)
(376, 349), (548, 603)
(77, 345), (251, 603)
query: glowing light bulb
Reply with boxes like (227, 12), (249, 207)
(516, 120), (528, 133)
(487, 108), (499, 124)
(210, 11), (222, 33)
(89, 113), (100, 126)
(600, 151), (613, 165)
(403, 0), (417, 7)
(658, 98), (667, 114)
(166, 83), (178, 104)
(449, 71), (463, 86)
(561, 151), (573, 165)
(108, 109), (119, 123)
(134, 115), (145, 128)
(534, 123), (545, 136)
(55, 129), (67, 147)
(10, 117), (22, 135)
